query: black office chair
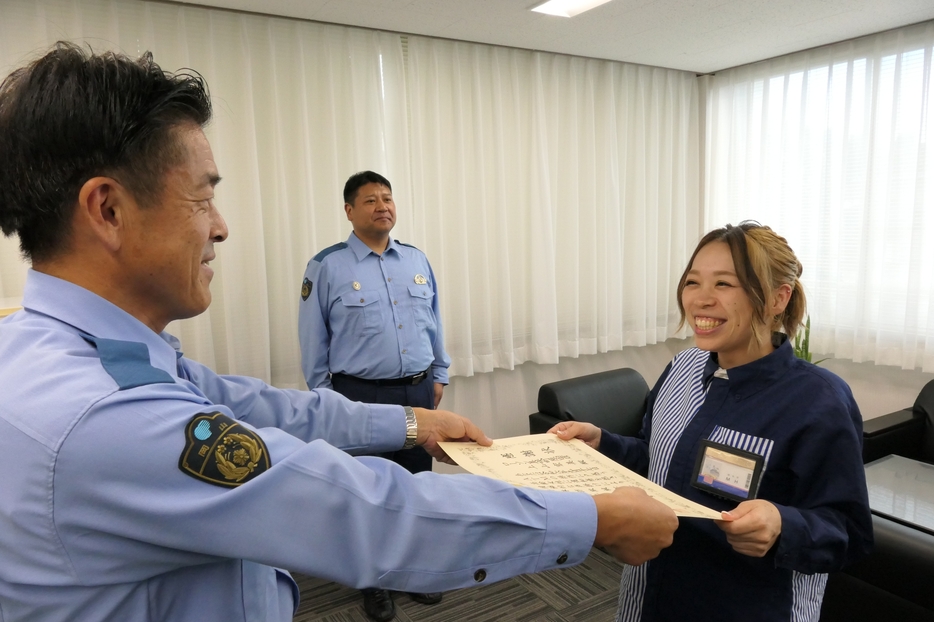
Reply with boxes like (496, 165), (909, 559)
(528, 367), (649, 437)
(862, 379), (934, 464)
(821, 378), (934, 621)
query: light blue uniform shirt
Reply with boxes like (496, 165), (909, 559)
(298, 232), (450, 389)
(0, 270), (596, 622)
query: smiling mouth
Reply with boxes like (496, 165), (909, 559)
(694, 317), (724, 330)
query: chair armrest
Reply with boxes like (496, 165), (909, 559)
(843, 513), (934, 611)
(862, 408), (925, 464)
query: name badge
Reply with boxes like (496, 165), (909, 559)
(691, 440), (764, 503)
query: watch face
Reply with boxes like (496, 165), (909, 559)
(691, 440), (764, 503)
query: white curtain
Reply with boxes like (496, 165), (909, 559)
(0, 0), (700, 387)
(706, 20), (934, 372)
(402, 37), (700, 375)
(0, 0), (409, 387)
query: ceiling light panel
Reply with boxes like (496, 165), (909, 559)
(531, 0), (614, 18)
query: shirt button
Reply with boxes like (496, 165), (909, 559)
(556, 553), (568, 564)
(360, 298), (365, 303)
(473, 569), (487, 582)
(393, 300), (398, 305)
(387, 278), (392, 282)
(402, 349), (407, 354)
(398, 324), (403, 329)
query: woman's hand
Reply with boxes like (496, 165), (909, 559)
(716, 499), (782, 557)
(548, 421), (603, 450)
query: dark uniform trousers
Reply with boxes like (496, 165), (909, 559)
(329, 374), (434, 474)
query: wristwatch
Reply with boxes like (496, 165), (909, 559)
(402, 406), (418, 449)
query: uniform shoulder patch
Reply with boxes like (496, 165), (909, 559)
(312, 242), (348, 263)
(179, 412), (271, 487)
(301, 277), (312, 301)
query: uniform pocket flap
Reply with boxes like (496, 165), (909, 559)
(407, 285), (434, 299)
(341, 290), (381, 307)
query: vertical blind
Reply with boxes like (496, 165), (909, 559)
(706, 21), (934, 372)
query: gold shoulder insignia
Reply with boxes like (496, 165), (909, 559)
(301, 278), (312, 301)
(179, 412), (271, 487)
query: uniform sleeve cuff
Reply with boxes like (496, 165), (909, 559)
(533, 489), (598, 571)
(367, 404), (409, 453)
(772, 503), (802, 568)
(431, 365), (449, 385)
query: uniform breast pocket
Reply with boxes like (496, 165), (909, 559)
(340, 290), (383, 334)
(407, 286), (435, 329)
(705, 426), (775, 495)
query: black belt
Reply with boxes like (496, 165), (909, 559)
(331, 369), (429, 387)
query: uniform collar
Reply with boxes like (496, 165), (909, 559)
(346, 231), (403, 261)
(22, 269), (182, 378)
(701, 333), (795, 400)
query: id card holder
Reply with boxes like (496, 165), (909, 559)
(691, 440), (764, 503)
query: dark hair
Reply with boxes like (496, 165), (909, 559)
(343, 171), (392, 205)
(0, 42), (212, 262)
(676, 221), (807, 343)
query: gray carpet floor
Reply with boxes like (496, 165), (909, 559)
(291, 547), (624, 622)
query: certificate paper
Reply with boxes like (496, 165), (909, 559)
(439, 434), (721, 519)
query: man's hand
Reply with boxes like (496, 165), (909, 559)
(716, 499), (782, 557)
(433, 382), (444, 409)
(548, 421), (603, 450)
(413, 407), (492, 464)
(592, 487), (678, 566)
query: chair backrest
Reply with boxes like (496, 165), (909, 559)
(915, 379), (934, 461)
(537, 367), (649, 437)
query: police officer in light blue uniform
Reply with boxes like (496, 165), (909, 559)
(298, 171), (452, 619)
(0, 43), (679, 622)
(298, 175), (449, 396)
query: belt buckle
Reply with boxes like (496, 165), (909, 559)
(411, 370), (427, 385)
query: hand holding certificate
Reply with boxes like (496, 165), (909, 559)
(439, 433), (721, 520)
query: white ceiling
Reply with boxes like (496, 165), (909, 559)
(176, 0), (934, 74)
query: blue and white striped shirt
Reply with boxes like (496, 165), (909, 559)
(599, 338), (872, 622)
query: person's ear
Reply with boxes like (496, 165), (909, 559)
(770, 283), (793, 316)
(76, 177), (131, 252)
(344, 202), (353, 222)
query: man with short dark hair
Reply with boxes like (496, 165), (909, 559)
(298, 170), (451, 620)
(0, 43), (678, 622)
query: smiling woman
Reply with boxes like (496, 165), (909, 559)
(552, 221), (873, 622)
(676, 222), (803, 369)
